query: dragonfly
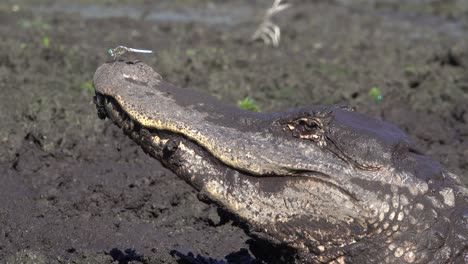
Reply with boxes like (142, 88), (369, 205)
(107, 46), (156, 61)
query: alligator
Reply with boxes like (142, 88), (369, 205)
(93, 61), (468, 263)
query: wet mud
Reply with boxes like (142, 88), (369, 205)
(0, 0), (467, 263)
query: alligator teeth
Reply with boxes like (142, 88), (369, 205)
(123, 118), (134, 133)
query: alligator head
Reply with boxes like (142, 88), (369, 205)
(93, 62), (467, 263)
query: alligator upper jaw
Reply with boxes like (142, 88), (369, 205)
(93, 62), (353, 179)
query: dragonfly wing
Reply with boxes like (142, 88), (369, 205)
(128, 48), (154, 54)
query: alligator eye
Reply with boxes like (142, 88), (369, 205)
(287, 118), (325, 144)
(298, 118), (320, 131)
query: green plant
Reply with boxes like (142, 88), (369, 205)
(369, 87), (383, 101)
(42, 36), (50, 48)
(80, 80), (94, 94)
(238, 97), (260, 112)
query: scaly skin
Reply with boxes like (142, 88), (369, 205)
(93, 61), (468, 263)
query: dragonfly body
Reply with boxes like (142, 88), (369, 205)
(107, 46), (156, 61)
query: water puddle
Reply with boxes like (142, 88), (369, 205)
(379, 10), (466, 38)
(26, 3), (255, 26)
(24, 1), (466, 37)
(336, 0), (466, 38)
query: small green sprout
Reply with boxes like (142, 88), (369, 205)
(238, 97), (260, 112)
(107, 49), (114, 57)
(186, 48), (196, 57)
(369, 87), (382, 101)
(80, 80), (94, 94)
(404, 65), (416, 73)
(42, 36), (50, 48)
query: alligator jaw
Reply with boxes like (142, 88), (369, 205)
(94, 92), (366, 246)
(94, 61), (468, 263)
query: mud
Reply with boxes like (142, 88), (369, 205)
(0, 0), (467, 263)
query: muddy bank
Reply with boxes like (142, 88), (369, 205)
(0, 0), (467, 263)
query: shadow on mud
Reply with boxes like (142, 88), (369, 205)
(170, 238), (297, 264)
(109, 248), (143, 264)
(172, 249), (256, 264)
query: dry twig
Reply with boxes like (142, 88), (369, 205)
(251, 0), (291, 47)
